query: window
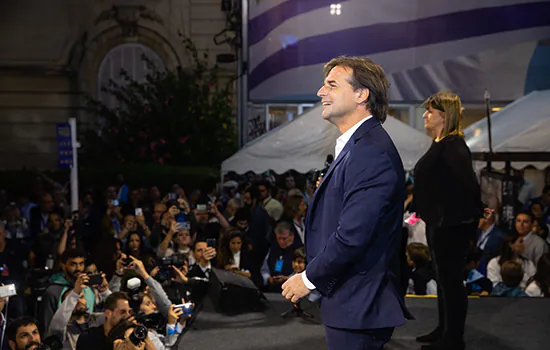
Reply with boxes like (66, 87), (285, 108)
(97, 43), (165, 109)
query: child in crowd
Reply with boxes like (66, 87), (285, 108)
(491, 261), (527, 297)
(464, 250), (493, 296)
(291, 247), (306, 275)
(406, 243), (436, 295)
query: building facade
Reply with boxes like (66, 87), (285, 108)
(0, 0), (236, 169)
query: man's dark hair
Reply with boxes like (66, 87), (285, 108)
(192, 237), (209, 252)
(233, 207), (251, 223)
(515, 210), (535, 223)
(7, 317), (39, 343)
(256, 180), (271, 190)
(324, 56), (389, 123)
(105, 291), (129, 311)
(61, 248), (87, 264)
(245, 186), (260, 201)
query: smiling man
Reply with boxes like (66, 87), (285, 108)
(282, 56), (412, 350)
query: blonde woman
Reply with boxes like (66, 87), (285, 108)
(413, 92), (482, 350)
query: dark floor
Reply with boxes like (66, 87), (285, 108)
(179, 294), (550, 350)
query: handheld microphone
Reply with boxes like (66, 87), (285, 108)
(313, 154), (334, 190)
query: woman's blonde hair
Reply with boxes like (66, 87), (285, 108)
(424, 91), (464, 139)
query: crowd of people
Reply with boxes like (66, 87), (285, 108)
(0, 171), (309, 350)
(1, 168), (549, 349)
(404, 183), (550, 298)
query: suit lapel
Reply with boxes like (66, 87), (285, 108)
(305, 117), (381, 231)
(305, 141), (352, 230)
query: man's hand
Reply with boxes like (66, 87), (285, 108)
(167, 304), (184, 325)
(150, 266), (160, 278)
(74, 273), (89, 295)
(204, 247), (216, 261)
(115, 253), (128, 275)
(127, 256), (150, 280)
(96, 273), (109, 293)
(136, 213), (146, 228)
(282, 273), (311, 303)
(171, 266), (188, 284)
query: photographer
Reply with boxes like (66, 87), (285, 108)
(76, 292), (133, 350)
(48, 271), (111, 349)
(169, 239), (216, 304)
(107, 320), (156, 350)
(38, 248), (99, 334)
(118, 256), (187, 349)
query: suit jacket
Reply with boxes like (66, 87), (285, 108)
(477, 225), (506, 275)
(305, 117), (412, 330)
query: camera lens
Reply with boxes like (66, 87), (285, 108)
(129, 324), (148, 346)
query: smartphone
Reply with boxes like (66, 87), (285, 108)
(181, 221), (191, 230)
(176, 213), (186, 223)
(168, 193), (177, 200)
(0, 284), (17, 298)
(110, 199), (120, 207)
(173, 303), (194, 317)
(87, 273), (103, 285)
(196, 204), (207, 211)
(135, 208), (143, 216)
(206, 238), (216, 249)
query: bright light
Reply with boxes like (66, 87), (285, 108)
(330, 3), (342, 15)
(491, 107), (502, 112)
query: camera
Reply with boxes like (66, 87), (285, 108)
(134, 311), (166, 332)
(157, 254), (187, 281)
(0, 284), (17, 298)
(129, 324), (148, 346)
(196, 204), (207, 211)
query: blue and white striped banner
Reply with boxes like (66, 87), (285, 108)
(248, 0), (550, 102)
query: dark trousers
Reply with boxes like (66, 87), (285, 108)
(426, 223), (475, 342)
(325, 326), (394, 350)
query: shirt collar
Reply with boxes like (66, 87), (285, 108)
(335, 115), (373, 159)
(523, 231), (534, 242)
(233, 250), (241, 258)
(199, 262), (211, 273)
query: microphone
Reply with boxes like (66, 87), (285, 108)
(313, 154), (334, 190)
(324, 154), (334, 168)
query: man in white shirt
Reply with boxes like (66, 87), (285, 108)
(281, 56), (411, 349)
(515, 211), (548, 265)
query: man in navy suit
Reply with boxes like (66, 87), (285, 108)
(282, 56), (412, 349)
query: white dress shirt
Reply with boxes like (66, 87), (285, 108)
(334, 115), (373, 159)
(232, 250), (241, 269)
(302, 115), (373, 291)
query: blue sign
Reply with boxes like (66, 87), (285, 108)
(56, 124), (73, 168)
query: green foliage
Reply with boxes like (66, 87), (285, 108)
(82, 36), (237, 167)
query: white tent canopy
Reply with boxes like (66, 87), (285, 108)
(221, 104), (432, 175)
(464, 89), (550, 170)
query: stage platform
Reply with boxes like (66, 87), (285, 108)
(180, 293), (549, 350)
